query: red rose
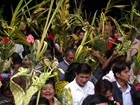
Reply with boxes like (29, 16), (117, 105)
(3, 37), (9, 43)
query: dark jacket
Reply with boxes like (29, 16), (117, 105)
(112, 81), (136, 105)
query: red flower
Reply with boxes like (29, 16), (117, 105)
(0, 76), (2, 81)
(3, 37), (9, 43)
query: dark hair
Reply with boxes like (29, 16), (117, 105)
(73, 26), (82, 34)
(132, 90), (140, 105)
(77, 29), (85, 36)
(0, 79), (10, 94)
(112, 61), (130, 78)
(45, 38), (55, 50)
(95, 79), (112, 96)
(22, 49), (30, 58)
(82, 94), (109, 105)
(64, 47), (76, 57)
(45, 78), (55, 90)
(32, 97), (50, 105)
(65, 62), (80, 82)
(76, 63), (92, 75)
(12, 52), (23, 65)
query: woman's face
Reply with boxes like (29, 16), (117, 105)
(114, 31), (121, 39)
(78, 32), (84, 40)
(105, 90), (112, 100)
(41, 83), (55, 100)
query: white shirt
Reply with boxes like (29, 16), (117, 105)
(15, 44), (24, 58)
(64, 79), (95, 105)
(116, 82), (133, 105)
(102, 70), (116, 82)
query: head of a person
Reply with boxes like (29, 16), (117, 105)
(132, 90), (140, 105)
(82, 94), (109, 105)
(41, 79), (55, 101)
(45, 38), (55, 56)
(112, 61), (130, 82)
(12, 52), (23, 66)
(77, 29), (85, 40)
(32, 97), (50, 105)
(113, 30), (121, 39)
(104, 24), (112, 36)
(75, 63), (92, 87)
(64, 47), (75, 64)
(95, 79), (113, 100)
(65, 62), (80, 82)
(73, 26), (82, 35)
(21, 24), (27, 31)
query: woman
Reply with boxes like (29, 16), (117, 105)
(41, 79), (60, 105)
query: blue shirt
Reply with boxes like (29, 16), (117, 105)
(58, 60), (69, 80)
(116, 82), (133, 105)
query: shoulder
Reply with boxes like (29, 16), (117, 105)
(59, 61), (65, 65)
(54, 97), (61, 105)
(87, 81), (94, 86)
(86, 81), (95, 90)
(59, 61), (67, 67)
(64, 81), (74, 89)
(112, 81), (118, 88)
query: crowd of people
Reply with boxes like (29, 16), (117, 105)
(0, 16), (140, 105)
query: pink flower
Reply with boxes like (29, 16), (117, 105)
(135, 83), (140, 90)
(3, 37), (9, 43)
(26, 34), (34, 43)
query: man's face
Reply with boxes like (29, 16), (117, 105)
(65, 51), (75, 64)
(76, 73), (90, 87)
(116, 66), (130, 82)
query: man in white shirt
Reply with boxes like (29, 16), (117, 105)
(62, 63), (95, 105)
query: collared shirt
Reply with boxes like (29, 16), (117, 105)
(58, 59), (69, 81)
(63, 79), (95, 105)
(116, 82), (133, 105)
(63, 58), (70, 66)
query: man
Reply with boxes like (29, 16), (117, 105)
(112, 61), (136, 105)
(58, 48), (75, 81)
(62, 63), (95, 105)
